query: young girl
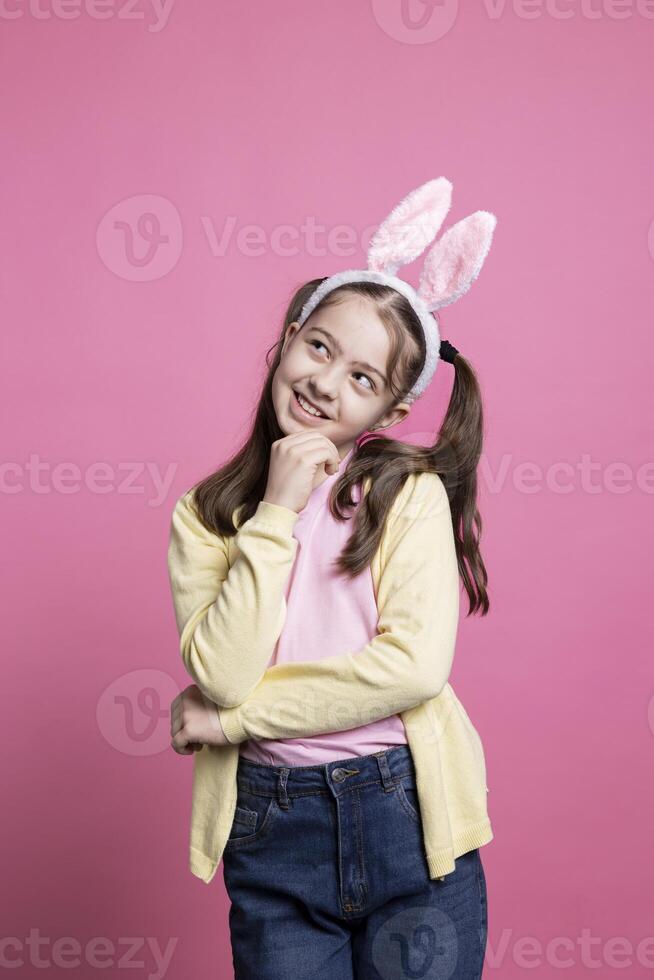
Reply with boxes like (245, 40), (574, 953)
(168, 178), (497, 979)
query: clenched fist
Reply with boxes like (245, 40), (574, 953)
(170, 684), (230, 754)
(263, 432), (341, 514)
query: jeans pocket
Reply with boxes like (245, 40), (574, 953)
(394, 773), (420, 823)
(225, 790), (279, 848)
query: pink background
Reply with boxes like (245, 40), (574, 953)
(2, 1), (652, 977)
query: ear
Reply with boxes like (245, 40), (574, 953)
(372, 400), (412, 431)
(417, 210), (497, 312)
(281, 320), (301, 355)
(367, 177), (453, 278)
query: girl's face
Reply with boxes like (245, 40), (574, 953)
(272, 295), (411, 458)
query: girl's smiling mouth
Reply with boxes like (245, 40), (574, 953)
(292, 389), (332, 420)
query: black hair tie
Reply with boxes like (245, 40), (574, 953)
(439, 339), (459, 363)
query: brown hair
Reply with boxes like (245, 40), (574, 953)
(190, 278), (489, 615)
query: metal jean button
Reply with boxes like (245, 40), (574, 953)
(332, 768), (346, 782)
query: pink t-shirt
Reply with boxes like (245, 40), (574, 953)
(239, 446), (408, 766)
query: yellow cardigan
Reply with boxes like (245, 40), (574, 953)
(167, 470), (493, 884)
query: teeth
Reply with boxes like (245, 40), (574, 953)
(297, 392), (325, 417)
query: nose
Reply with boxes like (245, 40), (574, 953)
(308, 365), (340, 402)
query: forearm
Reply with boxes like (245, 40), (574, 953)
(169, 495), (300, 707)
(217, 597), (458, 743)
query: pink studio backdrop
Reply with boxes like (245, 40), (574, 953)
(1, 2), (652, 978)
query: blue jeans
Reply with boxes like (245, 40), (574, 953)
(222, 744), (488, 979)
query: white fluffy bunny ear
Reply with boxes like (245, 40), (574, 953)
(417, 210), (497, 311)
(367, 177), (453, 277)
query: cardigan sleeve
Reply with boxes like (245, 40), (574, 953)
(216, 472), (460, 744)
(166, 490), (300, 707)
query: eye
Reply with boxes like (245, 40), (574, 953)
(353, 372), (374, 391)
(307, 339), (375, 391)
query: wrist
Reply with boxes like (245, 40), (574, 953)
(261, 496), (298, 513)
(199, 701), (231, 746)
(217, 704), (247, 744)
(253, 499), (301, 526)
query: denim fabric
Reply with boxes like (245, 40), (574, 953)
(222, 744), (488, 979)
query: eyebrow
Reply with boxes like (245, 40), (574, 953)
(308, 327), (388, 387)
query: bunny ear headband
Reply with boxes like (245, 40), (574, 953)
(296, 177), (497, 403)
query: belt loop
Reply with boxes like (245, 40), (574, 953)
(277, 767), (291, 810)
(375, 751), (394, 792)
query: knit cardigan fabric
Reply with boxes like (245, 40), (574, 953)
(166, 467), (493, 884)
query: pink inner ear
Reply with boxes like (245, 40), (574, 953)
(417, 211), (497, 311)
(367, 177), (453, 276)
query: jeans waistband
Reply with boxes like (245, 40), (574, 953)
(235, 744), (414, 801)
